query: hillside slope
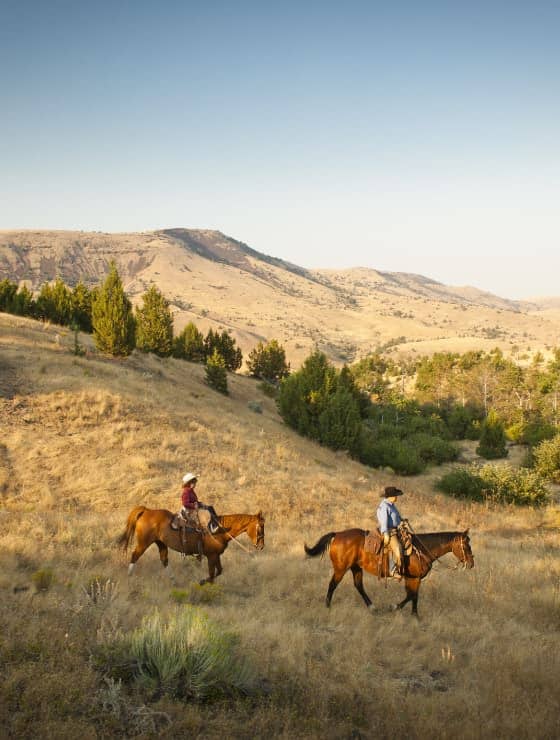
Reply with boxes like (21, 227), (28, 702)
(1, 228), (559, 366)
(1, 313), (559, 738)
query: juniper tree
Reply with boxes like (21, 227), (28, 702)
(277, 350), (337, 439)
(11, 284), (35, 316)
(135, 284), (174, 357)
(92, 262), (135, 356)
(173, 321), (205, 362)
(0, 279), (18, 312)
(205, 349), (228, 394)
(36, 277), (73, 325)
(71, 281), (93, 332)
(247, 339), (290, 382)
(476, 410), (508, 459)
(204, 329), (242, 371)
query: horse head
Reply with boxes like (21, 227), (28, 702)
(452, 529), (474, 569)
(247, 511), (265, 550)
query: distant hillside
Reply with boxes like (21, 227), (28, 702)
(1, 228), (558, 365)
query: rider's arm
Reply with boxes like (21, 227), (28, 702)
(377, 502), (389, 534)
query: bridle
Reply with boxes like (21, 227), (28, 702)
(414, 533), (470, 571)
(222, 517), (265, 554)
(453, 534), (471, 569)
(255, 520), (265, 550)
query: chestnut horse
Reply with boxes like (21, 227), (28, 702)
(304, 528), (474, 616)
(118, 507), (265, 585)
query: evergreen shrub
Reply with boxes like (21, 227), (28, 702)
(205, 350), (228, 394)
(476, 411), (508, 459)
(532, 435), (560, 483)
(436, 464), (549, 506)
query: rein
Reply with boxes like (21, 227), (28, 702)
(209, 516), (258, 555)
(223, 530), (255, 554)
(413, 534), (467, 571)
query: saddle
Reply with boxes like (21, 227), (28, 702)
(170, 513), (201, 533)
(169, 513), (204, 559)
(364, 527), (412, 580)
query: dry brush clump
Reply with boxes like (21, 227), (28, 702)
(1, 313), (560, 738)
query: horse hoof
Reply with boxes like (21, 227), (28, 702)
(390, 603), (399, 612)
(367, 604), (376, 614)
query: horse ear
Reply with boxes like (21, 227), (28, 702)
(257, 509), (264, 520)
(464, 528), (469, 535)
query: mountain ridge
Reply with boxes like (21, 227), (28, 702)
(0, 228), (557, 365)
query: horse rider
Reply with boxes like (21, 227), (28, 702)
(179, 472), (207, 559)
(377, 485), (405, 580)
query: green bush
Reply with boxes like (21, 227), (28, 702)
(436, 464), (549, 506)
(446, 405), (483, 440)
(435, 467), (486, 501)
(93, 608), (254, 701)
(409, 432), (459, 464)
(358, 432), (425, 475)
(478, 464), (549, 506)
(532, 435), (560, 483)
(476, 411), (508, 459)
(506, 419), (556, 446)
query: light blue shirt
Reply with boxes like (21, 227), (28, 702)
(377, 499), (402, 534)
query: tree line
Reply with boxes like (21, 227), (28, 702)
(0, 266), (289, 394)
(276, 346), (560, 493)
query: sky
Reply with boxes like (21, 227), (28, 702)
(1, 1), (559, 299)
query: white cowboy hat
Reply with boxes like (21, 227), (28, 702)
(182, 472), (198, 485)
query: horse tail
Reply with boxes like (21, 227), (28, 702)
(117, 506), (146, 551)
(304, 532), (337, 558)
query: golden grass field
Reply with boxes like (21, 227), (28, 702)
(1, 312), (560, 739)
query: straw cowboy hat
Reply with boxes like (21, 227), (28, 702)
(182, 472), (198, 485)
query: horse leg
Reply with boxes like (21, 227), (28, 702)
(199, 553), (220, 586)
(128, 540), (150, 576)
(326, 569), (346, 608)
(155, 541), (175, 581)
(127, 527), (159, 576)
(350, 564), (373, 610)
(395, 577), (421, 617)
(155, 540), (169, 567)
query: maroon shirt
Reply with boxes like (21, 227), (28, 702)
(181, 485), (199, 509)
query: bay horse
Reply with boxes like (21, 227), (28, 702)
(118, 507), (265, 585)
(304, 528), (474, 616)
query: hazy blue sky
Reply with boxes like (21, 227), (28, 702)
(1, 1), (559, 298)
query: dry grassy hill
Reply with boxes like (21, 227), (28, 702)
(2, 228), (559, 367)
(1, 312), (559, 738)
